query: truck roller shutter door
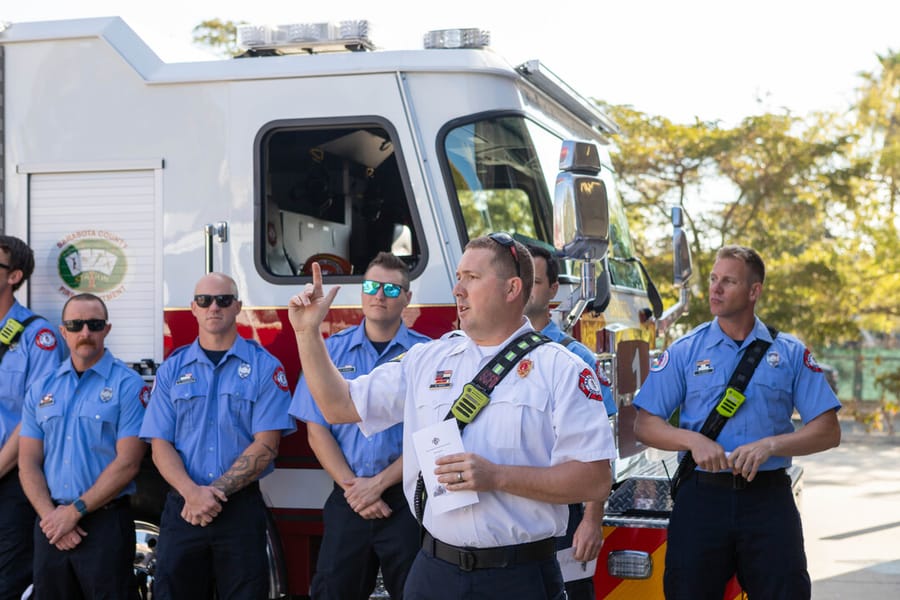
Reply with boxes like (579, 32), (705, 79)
(27, 166), (163, 364)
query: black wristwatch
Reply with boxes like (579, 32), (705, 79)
(72, 498), (88, 517)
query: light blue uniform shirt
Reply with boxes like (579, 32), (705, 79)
(20, 349), (147, 501)
(290, 319), (430, 477)
(541, 320), (616, 416)
(634, 317), (841, 471)
(140, 336), (296, 485)
(1, 300), (63, 447)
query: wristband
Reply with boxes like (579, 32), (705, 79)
(72, 498), (88, 517)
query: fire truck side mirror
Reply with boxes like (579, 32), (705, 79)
(553, 141), (609, 261)
(672, 207), (693, 287)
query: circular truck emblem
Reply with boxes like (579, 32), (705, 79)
(57, 232), (128, 296)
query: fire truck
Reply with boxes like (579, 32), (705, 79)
(0, 16), (719, 598)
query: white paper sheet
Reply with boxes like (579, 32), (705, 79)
(411, 418), (479, 515)
(556, 547), (598, 582)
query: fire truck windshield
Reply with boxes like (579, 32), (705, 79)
(443, 114), (646, 292)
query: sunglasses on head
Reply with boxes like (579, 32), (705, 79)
(362, 280), (405, 298)
(488, 232), (521, 279)
(193, 294), (237, 308)
(62, 319), (107, 333)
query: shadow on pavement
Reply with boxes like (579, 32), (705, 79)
(813, 560), (900, 600)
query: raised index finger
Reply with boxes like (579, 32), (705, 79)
(311, 260), (323, 296)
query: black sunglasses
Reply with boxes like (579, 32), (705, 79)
(194, 294), (237, 308)
(62, 319), (107, 333)
(488, 232), (521, 279)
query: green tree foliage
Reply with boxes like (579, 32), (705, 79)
(604, 94), (895, 349)
(192, 19), (245, 58)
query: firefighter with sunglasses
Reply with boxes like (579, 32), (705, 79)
(19, 293), (147, 598)
(291, 252), (429, 600)
(141, 272), (295, 600)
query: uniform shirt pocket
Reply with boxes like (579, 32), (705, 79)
(36, 401), (65, 433)
(172, 383), (206, 440)
(0, 354), (27, 410)
(481, 384), (550, 460)
(78, 400), (119, 452)
(755, 376), (794, 433)
(225, 380), (258, 437)
(683, 370), (728, 431)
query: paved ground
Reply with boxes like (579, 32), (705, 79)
(797, 421), (900, 599)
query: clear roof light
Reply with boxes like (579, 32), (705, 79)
(423, 28), (490, 50)
(286, 22), (338, 43)
(236, 20), (374, 53)
(237, 25), (272, 48)
(339, 20), (369, 40)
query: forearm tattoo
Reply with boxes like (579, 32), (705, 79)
(212, 441), (278, 496)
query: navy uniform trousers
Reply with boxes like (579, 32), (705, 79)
(312, 482), (419, 600)
(403, 549), (565, 600)
(664, 470), (811, 600)
(0, 470), (35, 600)
(32, 498), (136, 600)
(153, 483), (267, 600)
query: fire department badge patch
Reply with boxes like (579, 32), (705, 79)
(651, 350), (669, 372)
(578, 368), (603, 402)
(238, 362), (252, 379)
(516, 359), (533, 378)
(766, 351), (780, 368)
(139, 386), (151, 408)
(273, 366), (289, 391)
(100, 387), (114, 402)
(595, 362), (612, 387)
(803, 348), (822, 373)
(36, 328), (57, 351)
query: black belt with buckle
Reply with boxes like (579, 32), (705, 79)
(422, 532), (556, 571)
(694, 468), (788, 490)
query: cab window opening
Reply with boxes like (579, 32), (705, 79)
(257, 123), (421, 279)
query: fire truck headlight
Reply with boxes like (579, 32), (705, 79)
(607, 550), (652, 579)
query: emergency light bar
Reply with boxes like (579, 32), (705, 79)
(236, 20), (373, 54)
(423, 28), (490, 49)
(516, 60), (620, 135)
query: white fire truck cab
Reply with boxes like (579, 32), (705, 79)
(0, 17), (697, 598)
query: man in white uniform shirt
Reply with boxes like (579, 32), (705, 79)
(289, 234), (615, 599)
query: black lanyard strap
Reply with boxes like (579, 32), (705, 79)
(670, 327), (778, 499)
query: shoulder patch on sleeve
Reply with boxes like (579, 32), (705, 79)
(273, 366), (290, 391)
(35, 328), (58, 351)
(578, 368), (603, 402)
(595, 361), (612, 387)
(803, 348), (823, 373)
(139, 386), (151, 408)
(650, 350), (669, 372)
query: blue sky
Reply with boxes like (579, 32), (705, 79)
(4, 1), (899, 125)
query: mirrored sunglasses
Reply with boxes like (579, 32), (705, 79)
(193, 294), (237, 308)
(62, 319), (107, 333)
(362, 280), (405, 298)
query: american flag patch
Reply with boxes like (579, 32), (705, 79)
(429, 370), (453, 389)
